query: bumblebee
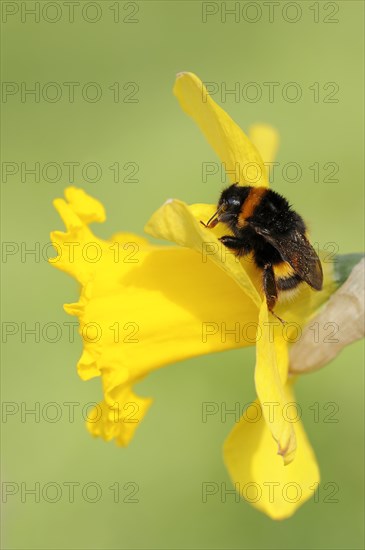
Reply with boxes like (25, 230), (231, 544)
(201, 183), (323, 323)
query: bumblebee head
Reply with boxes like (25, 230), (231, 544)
(200, 184), (251, 229)
(217, 184), (251, 224)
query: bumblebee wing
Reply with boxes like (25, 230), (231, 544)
(251, 225), (323, 290)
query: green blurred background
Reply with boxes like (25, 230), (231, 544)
(1, 1), (364, 548)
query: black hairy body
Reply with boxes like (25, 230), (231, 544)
(201, 183), (323, 323)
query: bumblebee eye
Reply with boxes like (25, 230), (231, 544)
(228, 197), (240, 207)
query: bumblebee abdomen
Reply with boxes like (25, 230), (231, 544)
(276, 273), (303, 291)
(273, 261), (295, 279)
(273, 261), (302, 291)
(276, 273), (303, 302)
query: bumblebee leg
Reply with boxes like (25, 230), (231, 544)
(263, 264), (286, 325)
(219, 236), (251, 256)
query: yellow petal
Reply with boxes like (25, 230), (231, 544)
(86, 387), (152, 446)
(174, 72), (268, 186)
(255, 302), (296, 464)
(145, 199), (261, 308)
(224, 389), (320, 520)
(249, 124), (279, 166)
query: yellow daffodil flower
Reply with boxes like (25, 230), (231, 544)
(50, 72), (360, 520)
